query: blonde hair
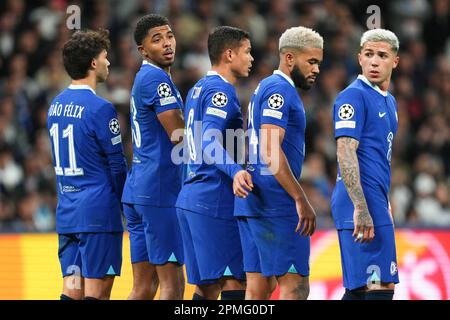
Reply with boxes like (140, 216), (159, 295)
(360, 29), (399, 52)
(279, 26), (323, 52)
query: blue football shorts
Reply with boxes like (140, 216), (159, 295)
(123, 204), (184, 265)
(337, 224), (400, 290)
(237, 215), (310, 277)
(176, 208), (245, 285)
(58, 232), (122, 279)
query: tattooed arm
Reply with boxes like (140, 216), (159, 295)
(336, 136), (375, 243)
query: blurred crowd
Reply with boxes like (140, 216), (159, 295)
(0, 0), (449, 232)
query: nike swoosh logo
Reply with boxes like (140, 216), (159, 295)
(379, 112), (386, 118)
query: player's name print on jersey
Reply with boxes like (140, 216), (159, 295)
(48, 102), (85, 119)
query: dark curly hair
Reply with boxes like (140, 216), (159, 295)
(62, 28), (111, 80)
(208, 26), (250, 65)
(134, 14), (170, 46)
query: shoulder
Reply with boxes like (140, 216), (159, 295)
(261, 75), (295, 96)
(139, 66), (171, 87)
(203, 78), (237, 104)
(90, 95), (116, 117)
(337, 81), (366, 100)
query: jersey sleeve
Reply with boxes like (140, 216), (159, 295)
(141, 71), (181, 114)
(333, 88), (366, 141)
(201, 85), (242, 179)
(201, 85), (237, 130)
(92, 102), (128, 200)
(259, 84), (293, 129)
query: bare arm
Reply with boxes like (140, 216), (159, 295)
(336, 136), (374, 242)
(260, 124), (316, 236)
(157, 109), (184, 144)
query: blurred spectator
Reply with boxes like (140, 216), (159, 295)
(0, 0), (449, 232)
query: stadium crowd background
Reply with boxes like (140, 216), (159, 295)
(0, 0), (449, 232)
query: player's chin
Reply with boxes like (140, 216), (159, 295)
(239, 69), (251, 78)
(163, 56), (175, 65)
(97, 73), (108, 83)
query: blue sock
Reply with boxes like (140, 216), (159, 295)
(221, 290), (246, 300)
(83, 296), (99, 300)
(60, 294), (74, 300)
(342, 288), (365, 300)
(193, 293), (206, 300)
(365, 290), (394, 300)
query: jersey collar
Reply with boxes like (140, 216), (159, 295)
(143, 60), (173, 78)
(68, 84), (96, 94)
(206, 70), (229, 83)
(142, 59), (162, 69)
(273, 70), (295, 88)
(357, 74), (388, 97)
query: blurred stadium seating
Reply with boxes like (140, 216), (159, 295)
(0, 0), (449, 300)
(1, 0), (449, 231)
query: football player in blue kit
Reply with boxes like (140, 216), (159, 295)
(176, 26), (254, 300)
(234, 26), (323, 300)
(331, 29), (400, 300)
(47, 29), (127, 300)
(121, 14), (185, 300)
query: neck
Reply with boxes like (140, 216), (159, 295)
(377, 78), (390, 92)
(278, 63), (292, 80)
(71, 75), (97, 92)
(146, 58), (171, 74)
(211, 64), (236, 85)
(363, 73), (390, 92)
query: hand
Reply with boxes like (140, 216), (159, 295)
(233, 170), (253, 198)
(295, 198), (316, 236)
(353, 207), (375, 243)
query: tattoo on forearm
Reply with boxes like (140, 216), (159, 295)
(337, 137), (372, 225)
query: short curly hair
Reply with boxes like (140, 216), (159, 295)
(134, 14), (170, 46)
(62, 28), (110, 80)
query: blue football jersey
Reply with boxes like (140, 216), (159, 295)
(175, 71), (243, 220)
(122, 61), (184, 207)
(47, 84), (127, 233)
(331, 75), (398, 229)
(234, 70), (306, 217)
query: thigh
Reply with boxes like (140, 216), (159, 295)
(337, 225), (399, 290)
(58, 233), (82, 277)
(123, 203), (148, 264)
(187, 211), (245, 282)
(248, 216), (310, 277)
(176, 208), (215, 286)
(237, 217), (261, 273)
(137, 205), (184, 265)
(79, 232), (123, 279)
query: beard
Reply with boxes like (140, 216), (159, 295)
(291, 65), (311, 90)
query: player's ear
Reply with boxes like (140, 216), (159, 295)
(90, 57), (97, 70)
(357, 52), (362, 67)
(137, 45), (147, 58)
(285, 51), (295, 69)
(392, 54), (399, 69)
(224, 48), (233, 63)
